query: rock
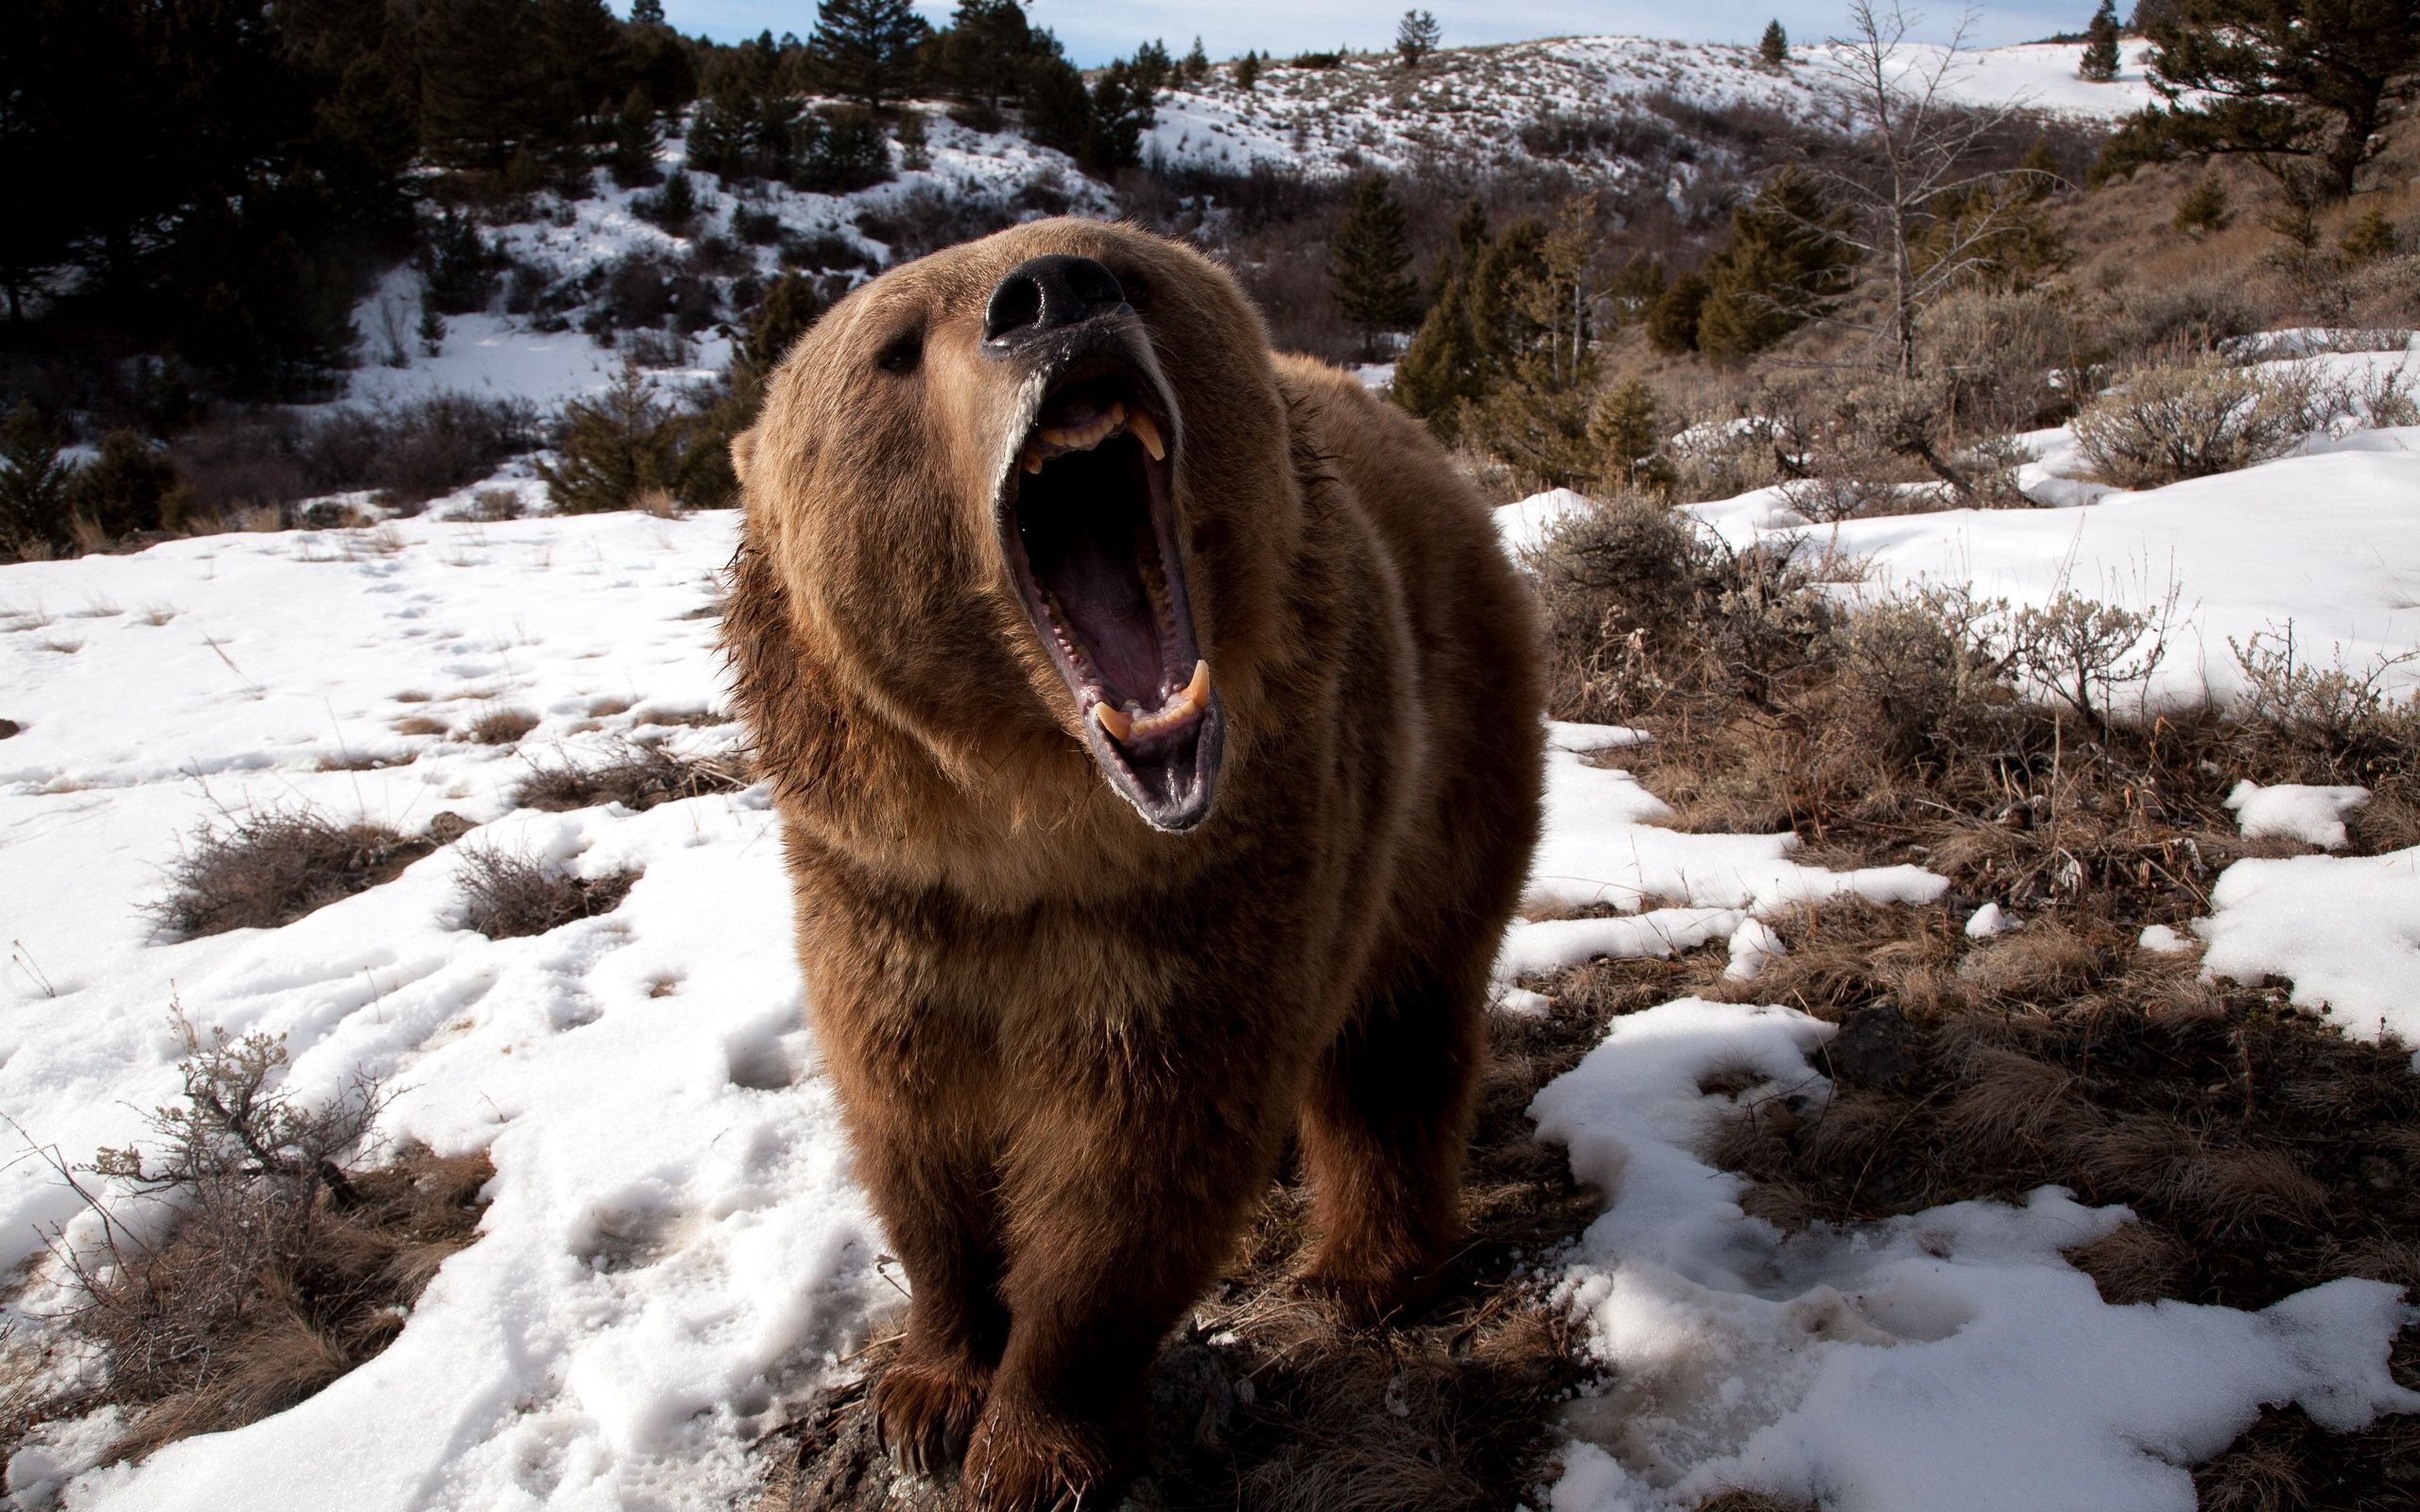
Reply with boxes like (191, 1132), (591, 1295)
(427, 811), (475, 845)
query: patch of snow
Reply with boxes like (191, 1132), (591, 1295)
(2194, 846), (2420, 1071)
(1963, 902), (2012, 938)
(2138, 923), (2194, 954)
(2224, 780), (2369, 850)
(1530, 998), (2420, 1511)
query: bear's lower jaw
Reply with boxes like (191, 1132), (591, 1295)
(1000, 356), (1222, 833)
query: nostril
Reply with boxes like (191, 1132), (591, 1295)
(985, 256), (1127, 347)
(984, 274), (1044, 342)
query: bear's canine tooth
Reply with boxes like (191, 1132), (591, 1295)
(1127, 410), (1166, 462)
(1182, 659), (1209, 710)
(1021, 445), (1045, 473)
(1093, 702), (1133, 742)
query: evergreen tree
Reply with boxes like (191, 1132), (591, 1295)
(1589, 378), (1674, 495)
(737, 272), (828, 379)
(1696, 174), (1856, 366)
(897, 109), (931, 170)
(630, 0), (666, 24)
(0, 404), (75, 552)
(2173, 174), (2230, 234)
(929, 0), (1038, 114)
(1084, 63), (1157, 174)
(807, 0), (931, 111)
(2339, 205), (2397, 261)
(1392, 201), (1490, 433)
(538, 0), (631, 154)
(2018, 134), (2064, 197)
(2100, 0), (2418, 198)
(1759, 20), (1789, 66)
(2080, 0), (2122, 81)
(1646, 272), (1709, 355)
(1397, 10), (1443, 68)
(67, 431), (181, 539)
(1024, 57), (1095, 159)
(1129, 40), (1175, 97)
(1236, 51), (1261, 92)
(540, 361), (684, 513)
(610, 87), (664, 186)
(419, 0), (542, 168)
(1184, 37), (1210, 84)
(1331, 173), (1421, 356)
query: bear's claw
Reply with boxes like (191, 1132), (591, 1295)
(872, 1353), (990, 1481)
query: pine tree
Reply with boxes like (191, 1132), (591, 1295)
(1646, 272), (1709, 355)
(0, 403), (76, 551)
(1129, 40), (1174, 97)
(2339, 205), (2396, 261)
(538, 0), (631, 154)
(1081, 63), (1155, 174)
(929, 0), (1038, 114)
(540, 361), (683, 513)
(2018, 135), (2063, 198)
(2100, 0), (2419, 199)
(1696, 174), (1856, 367)
(807, 0), (931, 111)
(630, 0), (666, 24)
(1589, 378), (1673, 495)
(1759, 20), (1789, 66)
(419, 0), (542, 169)
(1397, 10), (1442, 68)
(610, 88), (663, 186)
(1183, 37), (1210, 84)
(896, 109), (931, 170)
(2079, 0), (2121, 81)
(1236, 51), (1261, 92)
(2172, 174), (2230, 234)
(1331, 173), (1421, 357)
(67, 430), (180, 539)
(1392, 201), (1489, 433)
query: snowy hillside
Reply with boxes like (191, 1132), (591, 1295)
(1146, 37), (2158, 180)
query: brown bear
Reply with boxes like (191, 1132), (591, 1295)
(722, 218), (1544, 1510)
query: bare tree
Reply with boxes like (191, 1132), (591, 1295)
(1794, 2), (2055, 377)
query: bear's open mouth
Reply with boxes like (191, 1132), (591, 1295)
(1000, 356), (1222, 832)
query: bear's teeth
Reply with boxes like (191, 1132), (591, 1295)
(1093, 702), (1133, 742)
(1109, 662), (1213, 746)
(1127, 410), (1166, 462)
(1021, 445), (1044, 474)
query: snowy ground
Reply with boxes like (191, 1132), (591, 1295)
(7, 411), (2416, 1506)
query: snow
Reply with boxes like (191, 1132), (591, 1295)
(2192, 846), (2420, 1071)
(0, 510), (887, 1509)
(1963, 901), (2013, 938)
(1530, 998), (2420, 1512)
(2225, 779), (2370, 850)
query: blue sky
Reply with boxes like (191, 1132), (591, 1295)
(648, 3), (2092, 66)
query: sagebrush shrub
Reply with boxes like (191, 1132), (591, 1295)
(2070, 362), (2313, 488)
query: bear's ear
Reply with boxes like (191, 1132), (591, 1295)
(729, 427), (758, 490)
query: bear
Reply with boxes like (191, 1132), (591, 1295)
(722, 219), (1544, 1510)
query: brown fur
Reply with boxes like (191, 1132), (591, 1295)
(723, 219), (1544, 1510)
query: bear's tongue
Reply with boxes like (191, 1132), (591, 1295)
(1040, 520), (1162, 700)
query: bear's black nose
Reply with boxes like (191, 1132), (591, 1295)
(984, 255), (1126, 345)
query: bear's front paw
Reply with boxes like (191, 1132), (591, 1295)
(872, 1351), (990, 1480)
(1295, 1250), (1444, 1324)
(959, 1390), (1119, 1512)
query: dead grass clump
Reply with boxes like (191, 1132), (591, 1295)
(392, 714), (449, 736)
(512, 741), (749, 814)
(464, 707), (539, 746)
(150, 811), (432, 938)
(453, 845), (638, 938)
(40, 1016), (490, 1463)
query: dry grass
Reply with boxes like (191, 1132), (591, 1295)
(463, 707), (540, 746)
(512, 740), (749, 815)
(452, 845), (639, 938)
(10, 1018), (493, 1469)
(1508, 490), (2420, 1506)
(756, 967), (1606, 1511)
(149, 811), (434, 938)
(392, 714), (449, 736)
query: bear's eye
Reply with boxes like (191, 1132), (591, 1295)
(875, 327), (924, 375)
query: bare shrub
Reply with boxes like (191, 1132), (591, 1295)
(453, 846), (637, 938)
(1527, 492), (1837, 722)
(2229, 627), (2420, 799)
(2070, 362), (2314, 488)
(462, 488), (524, 523)
(150, 812), (433, 938)
(2003, 588), (2176, 725)
(45, 1014), (490, 1461)
(512, 740), (749, 814)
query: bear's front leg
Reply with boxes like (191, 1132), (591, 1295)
(846, 1107), (1009, 1479)
(958, 1065), (1286, 1512)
